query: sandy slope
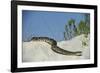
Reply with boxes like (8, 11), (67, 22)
(22, 34), (90, 62)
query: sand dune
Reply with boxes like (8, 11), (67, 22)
(22, 34), (90, 62)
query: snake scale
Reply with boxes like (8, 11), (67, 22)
(31, 37), (82, 56)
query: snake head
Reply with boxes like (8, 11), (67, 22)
(75, 51), (82, 56)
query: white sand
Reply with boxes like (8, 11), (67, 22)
(22, 34), (90, 62)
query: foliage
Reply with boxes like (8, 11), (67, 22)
(77, 20), (90, 35)
(63, 19), (77, 40)
(63, 14), (90, 47)
(63, 32), (67, 40)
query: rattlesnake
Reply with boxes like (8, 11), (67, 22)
(31, 37), (82, 56)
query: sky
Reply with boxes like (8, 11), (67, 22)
(22, 10), (86, 41)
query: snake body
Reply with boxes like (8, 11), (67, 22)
(31, 37), (82, 56)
